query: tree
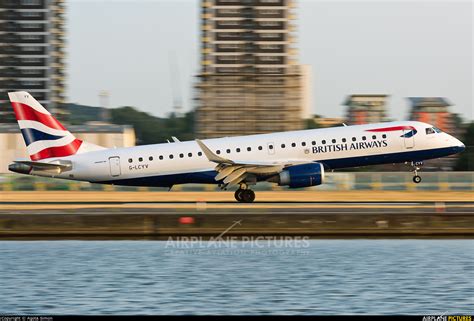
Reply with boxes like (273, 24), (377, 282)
(305, 116), (321, 129)
(454, 122), (474, 171)
(110, 107), (194, 145)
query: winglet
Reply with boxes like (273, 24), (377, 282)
(195, 139), (234, 164)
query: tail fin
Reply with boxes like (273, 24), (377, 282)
(8, 91), (102, 161)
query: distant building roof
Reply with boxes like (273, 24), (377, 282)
(408, 97), (451, 107)
(343, 94), (389, 106)
(314, 117), (345, 128)
(347, 94), (389, 98)
(0, 123), (132, 134)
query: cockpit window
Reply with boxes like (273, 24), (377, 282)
(426, 127), (442, 135)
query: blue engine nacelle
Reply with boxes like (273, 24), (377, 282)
(277, 163), (325, 188)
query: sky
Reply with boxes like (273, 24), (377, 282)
(67, 0), (473, 121)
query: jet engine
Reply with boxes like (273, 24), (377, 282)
(270, 163), (325, 188)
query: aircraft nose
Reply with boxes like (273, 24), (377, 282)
(453, 138), (465, 153)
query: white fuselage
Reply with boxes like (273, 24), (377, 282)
(26, 121), (465, 187)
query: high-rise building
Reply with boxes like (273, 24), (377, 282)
(408, 97), (454, 134)
(344, 94), (388, 125)
(0, 0), (66, 122)
(195, 0), (309, 138)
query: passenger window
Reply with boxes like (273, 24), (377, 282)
(291, 143), (296, 147)
(342, 138), (346, 143)
(198, 152), (202, 156)
(169, 155), (174, 159)
(188, 153), (192, 157)
(362, 136), (366, 141)
(269, 145), (274, 149)
(216, 150), (221, 154)
(139, 157), (143, 162)
(426, 128), (435, 135)
(149, 156), (153, 161)
(322, 140), (326, 144)
(236, 148), (240, 152)
(332, 139), (336, 143)
(281, 143), (286, 148)
(159, 155), (163, 160)
(247, 147), (251, 151)
(311, 141), (316, 145)
(258, 146), (263, 150)
(352, 137), (356, 142)
(226, 149), (231, 153)
(301, 142), (306, 147)
(128, 158), (132, 163)
(179, 153), (184, 158)
(372, 135), (377, 140)
(382, 134), (387, 139)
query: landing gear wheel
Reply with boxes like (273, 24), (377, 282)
(241, 189), (256, 203)
(409, 161), (423, 185)
(234, 189), (244, 202)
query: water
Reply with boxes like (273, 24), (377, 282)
(0, 240), (473, 315)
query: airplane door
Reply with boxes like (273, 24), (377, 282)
(267, 142), (275, 155)
(403, 130), (415, 149)
(109, 156), (121, 177)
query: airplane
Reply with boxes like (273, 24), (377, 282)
(7, 91), (465, 203)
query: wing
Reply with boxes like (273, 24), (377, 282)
(196, 139), (312, 188)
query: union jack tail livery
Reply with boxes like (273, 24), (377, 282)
(8, 91), (102, 161)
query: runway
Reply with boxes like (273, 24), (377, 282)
(1, 190), (472, 204)
(0, 191), (471, 239)
(0, 201), (472, 214)
(0, 202), (472, 239)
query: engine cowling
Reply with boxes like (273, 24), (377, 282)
(277, 163), (325, 188)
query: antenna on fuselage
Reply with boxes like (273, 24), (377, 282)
(342, 123), (347, 127)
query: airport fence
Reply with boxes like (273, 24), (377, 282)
(0, 172), (473, 192)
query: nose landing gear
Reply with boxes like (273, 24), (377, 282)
(234, 183), (256, 203)
(410, 161), (423, 184)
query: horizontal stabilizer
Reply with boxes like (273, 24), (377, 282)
(9, 160), (72, 175)
(15, 160), (72, 170)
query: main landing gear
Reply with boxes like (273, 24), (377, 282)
(410, 161), (423, 184)
(234, 183), (256, 203)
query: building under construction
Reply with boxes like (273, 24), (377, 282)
(195, 0), (311, 139)
(0, 0), (66, 122)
